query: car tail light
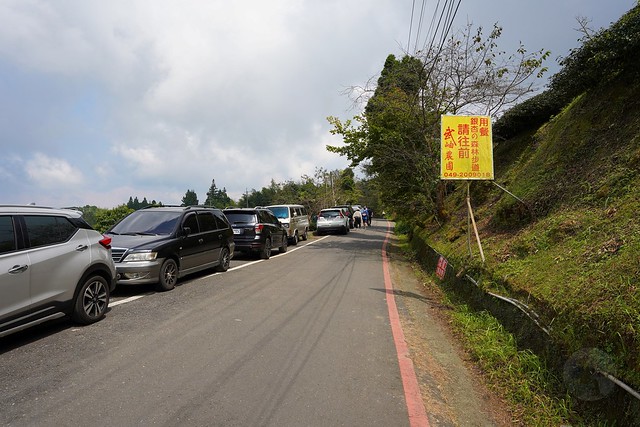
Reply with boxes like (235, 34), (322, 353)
(99, 235), (112, 249)
(255, 224), (264, 234)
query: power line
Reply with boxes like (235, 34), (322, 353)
(407, 0), (416, 53)
(412, 0), (428, 54)
(420, 0), (462, 81)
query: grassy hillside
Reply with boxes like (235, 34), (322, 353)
(423, 66), (640, 396)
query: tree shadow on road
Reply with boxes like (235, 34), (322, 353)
(370, 288), (452, 311)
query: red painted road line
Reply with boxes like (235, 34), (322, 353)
(382, 220), (431, 427)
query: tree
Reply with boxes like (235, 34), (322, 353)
(551, 5), (640, 102)
(204, 179), (233, 208)
(78, 205), (100, 227)
(93, 205), (134, 233)
(328, 24), (548, 222)
(181, 189), (199, 206)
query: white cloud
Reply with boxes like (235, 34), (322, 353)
(25, 153), (84, 187)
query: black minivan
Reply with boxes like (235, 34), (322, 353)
(106, 206), (235, 291)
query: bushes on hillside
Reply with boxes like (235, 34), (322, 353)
(495, 4), (640, 141)
(493, 89), (567, 140)
(551, 4), (640, 102)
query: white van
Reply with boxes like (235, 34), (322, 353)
(266, 204), (310, 244)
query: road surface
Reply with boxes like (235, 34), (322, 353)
(0, 219), (506, 426)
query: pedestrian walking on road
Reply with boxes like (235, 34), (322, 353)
(353, 209), (362, 228)
(361, 207), (369, 228)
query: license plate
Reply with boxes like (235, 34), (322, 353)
(233, 228), (241, 235)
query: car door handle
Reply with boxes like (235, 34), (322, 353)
(9, 264), (28, 274)
(75, 244), (89, 251)
(198, 238), (204, 244)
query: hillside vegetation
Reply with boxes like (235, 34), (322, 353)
(423, 22), (640, 406)
(325, 4), (640, 421)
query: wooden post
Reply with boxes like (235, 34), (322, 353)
(467, 182), (473, 257)
(467, 182), (485, 263)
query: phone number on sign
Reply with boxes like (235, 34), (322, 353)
(442, 172), (493, 178)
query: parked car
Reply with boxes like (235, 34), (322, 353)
(265, 204), (310, 244)
(332, 204), (355, 228)
(0, 205), (116, 338)
(223, 207), (287, 259)
(106, 206), (234, 291)
(316, 208), (350, 235)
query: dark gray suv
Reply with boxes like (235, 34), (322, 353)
(106, 206), (235, 291)
(0, 205), (116, 338)
(223, 207), (287, 259)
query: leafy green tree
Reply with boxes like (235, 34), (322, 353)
(204, 179), (234, 208)
(551, 5), (640, 102)
(93, 205), (134, 233)
(338, 168), (361, 204)
(328, 24), (548, 223)
(328, 55), (435, 220)
(78, 205), (100, 227)
(181, 189), (199, 206)
(232, 168), (370, 217)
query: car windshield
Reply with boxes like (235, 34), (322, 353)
(268, 207), (288, 219)
(108, 211), (181, 235)
(225, 212), (256, 224)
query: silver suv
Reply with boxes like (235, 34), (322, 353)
(0, 205), (116, 338)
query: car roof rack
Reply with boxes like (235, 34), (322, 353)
(0, 204), (55, 209)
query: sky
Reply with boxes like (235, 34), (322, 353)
(0, 0), (636, 208)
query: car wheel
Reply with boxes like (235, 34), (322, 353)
(342, 226), (348, 235)
(279, 233), (288, 253)
(292, 231), (299, 245)
(260, 238), (272, 259)
(156, 258), (178, 291)
(301, 228), (308, 241)
(72, 274), (110, 325)
(215, 247), (231, 272)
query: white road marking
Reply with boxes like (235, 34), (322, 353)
(110, 236), (330, 307)
(109, 295), (147, 307)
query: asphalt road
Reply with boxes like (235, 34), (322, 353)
(0, 220), (415, 426)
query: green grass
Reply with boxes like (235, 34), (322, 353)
(450, 305), (576, 426)
(398, 236), (614, 425)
